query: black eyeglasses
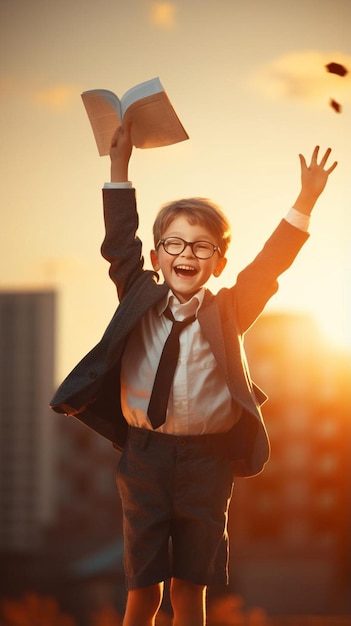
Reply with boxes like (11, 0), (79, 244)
(156, 237), (221, 259)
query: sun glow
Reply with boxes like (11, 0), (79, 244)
(315, 304), (350, 351)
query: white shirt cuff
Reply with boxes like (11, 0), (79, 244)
(103, 181), (133, 189)
(285, 207), (310, 232)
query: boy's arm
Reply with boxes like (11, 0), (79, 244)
(101, 124), (147, 301)
(235, 146), (338, 333)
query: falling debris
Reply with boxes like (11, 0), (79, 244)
(325, 62), (348, 113)
(330, 99), (342, 113)
(325, 62), (348, 77)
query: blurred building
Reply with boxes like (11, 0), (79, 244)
(0, 290), (56, 553)
(49, 416), (125, 617)
(229, 313), (351, 617)
(53, 418), (122, 551)
(0, 288), (123, 621)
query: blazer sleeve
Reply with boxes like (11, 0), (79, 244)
(100, 187), (151, 301)
(234, 219), (309, 333)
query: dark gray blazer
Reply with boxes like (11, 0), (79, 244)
(50, 188), (309, 477)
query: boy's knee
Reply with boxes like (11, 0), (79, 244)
(170, 579), (207, 626)
(170, 577), (206, 605)
(126, 583), (163, 619)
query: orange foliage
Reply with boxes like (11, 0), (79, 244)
(89, 604), (171, 625)
(90, 605), (122, 626)
(207, 594), (269, 625)
(0, 592), (76, 626)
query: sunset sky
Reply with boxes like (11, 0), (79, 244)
(1, 0), (350, 383)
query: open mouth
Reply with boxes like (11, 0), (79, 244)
(174, 264), (198, 277)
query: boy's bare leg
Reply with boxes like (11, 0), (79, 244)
(170, 578), (207, 626)
(122, 583), (164, 626)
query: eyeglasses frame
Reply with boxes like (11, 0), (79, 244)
(156, 237), (221, 260)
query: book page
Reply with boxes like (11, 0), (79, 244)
(120, 77), (163, 117)
(81, 90), (122, 156)
(125, 92), (189, 148)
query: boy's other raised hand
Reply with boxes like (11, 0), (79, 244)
(294, 146), (338, 215)
(110, 122), (133, 182)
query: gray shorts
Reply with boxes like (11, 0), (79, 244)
(116, 426), (234, 590)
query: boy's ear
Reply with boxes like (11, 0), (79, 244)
(150, 249), (160, 271)
(213, 256), (227, 278)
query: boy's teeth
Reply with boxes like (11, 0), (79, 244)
(175, 265), (197, 276)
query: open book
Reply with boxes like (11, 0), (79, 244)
(81, 77), (189, 156)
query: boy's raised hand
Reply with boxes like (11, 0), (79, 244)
(294, 146), (338, 215)
(110, 122), (133, 182)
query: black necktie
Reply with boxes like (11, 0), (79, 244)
(147, 307), (196, 429)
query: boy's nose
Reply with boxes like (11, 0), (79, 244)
(181, 242), (195, 257)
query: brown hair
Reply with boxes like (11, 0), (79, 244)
(152, 197), (231, 256)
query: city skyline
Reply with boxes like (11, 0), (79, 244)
(1, 289), (349, 622)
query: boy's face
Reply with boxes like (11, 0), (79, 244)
(150, 215), (227, 303)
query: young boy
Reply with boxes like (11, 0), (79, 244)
(51, 124), (337, 626)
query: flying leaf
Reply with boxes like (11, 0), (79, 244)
(330, 99), (342, 113)
(325, 62), (348, 77)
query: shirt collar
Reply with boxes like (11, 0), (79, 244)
(157, 288), (205, 321)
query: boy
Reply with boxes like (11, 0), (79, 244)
(51, 124), (337, 626)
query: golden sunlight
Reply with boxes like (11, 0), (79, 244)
(32, 84), (78, 109)
(149, 1), (177, 29)
(316, 304), (350, 351)
(251, 50), (351, 107)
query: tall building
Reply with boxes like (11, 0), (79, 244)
(0, 288), (122, 621)
(229, 312), (351, 616)
(0, 290), (56, 552)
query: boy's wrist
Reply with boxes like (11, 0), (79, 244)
(111, 160), (129, 182)
(293, 190), (318, 215)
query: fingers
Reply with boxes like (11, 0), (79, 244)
(110, 126), (121, 148)
(326, 160), (338, 175)
(298, 153), (307, 169)
(109, 123), (133, 163)
(304, 146), (337, 173)
(310, 145), (320, 164)
(318, 147), (338, 174)
(319, 147), (332, 167)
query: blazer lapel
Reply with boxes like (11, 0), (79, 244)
(108, 276), (168, 344)
(198, 297), (228, 381)
(198, 290), (261, 416)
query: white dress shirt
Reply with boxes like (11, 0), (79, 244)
(120, 289), (243, 434)
(106, 181), (310, 434)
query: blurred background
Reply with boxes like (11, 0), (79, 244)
(0, 1), (350, 624)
